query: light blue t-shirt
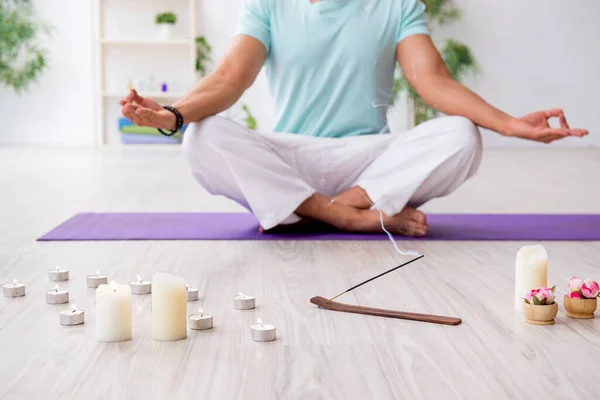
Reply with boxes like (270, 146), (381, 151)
(235, 0), (429, 138)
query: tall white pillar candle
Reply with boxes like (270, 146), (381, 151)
(3, 279), (25, 297)
(151, 273), (187, 341)
(515, 245), (548, 310)
(49, 266), (69, 282)
(96, 281), (132, 342)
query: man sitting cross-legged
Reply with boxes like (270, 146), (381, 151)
(120, 0), (587, 237)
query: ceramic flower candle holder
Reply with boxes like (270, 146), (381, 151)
(564, 277), (599, 319)
(522, 286), (558, 325)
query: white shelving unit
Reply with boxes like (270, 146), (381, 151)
(93, 0), (197, 145)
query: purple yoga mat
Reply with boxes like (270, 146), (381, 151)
(37, 212), (600, 241)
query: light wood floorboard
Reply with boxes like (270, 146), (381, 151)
(0, 147), (599, 399)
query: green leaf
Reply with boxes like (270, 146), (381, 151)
(242, 104), (258, 130)
(532, 296), (541, 305)
(0, 1), (52, 93)
(521, 297), (530, 304)
(155, 12), (177, 24)
(551, 285), (556, 293)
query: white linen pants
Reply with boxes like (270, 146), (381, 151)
(183, 116), (482, 230)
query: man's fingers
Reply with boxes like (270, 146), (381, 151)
(125, 89), (145, 106)
(558, 111), (570, 129)
(540, 128), (569, 136)
(123, 103), (145, 126)
(567, 129), (589, 137)
(136, 108), (158, 125)
(543, 108), (571, 129)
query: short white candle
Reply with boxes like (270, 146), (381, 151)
(3, 279), (25, 297)
(60, 304), (85, 326)
(233, 292), (255, 310)
(130, 274), (152, 295)
(151, 273), (187, 341)
(49, 266), (69, 282)
(251, 318), (276, 342)
(87, 270), (108, 288)
(186, 285), (199, 302)
(189, 308), (213, 330)
(96, 281), (132, 342)
(46, 285), (69, 304)
(514, 245), (548, 310)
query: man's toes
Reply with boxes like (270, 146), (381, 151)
(411, 210), (427, 225)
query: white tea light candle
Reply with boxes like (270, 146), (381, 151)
(251, 318), (276, 342)
(3, 279), (25, 297)
(186, 285), (199, 302)
(514, 245), (548, 310)
(60, 304), (85, 326)
(49, 266), (69, 282)
(151, 273), (187, 341)
(46, 286), (69, 304)
(96, 281), (132, 342)
(130, 274), (151, 295)
(233, 292), (255, 310)
(87, 270), (108, 288)
(189, 308), (213, 330)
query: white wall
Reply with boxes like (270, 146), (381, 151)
(436, 0), (600, 148)
(0, 0), (95, 147)
(0, 0), (597, 148)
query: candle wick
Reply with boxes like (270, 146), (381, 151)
(72, 309), (76, 313)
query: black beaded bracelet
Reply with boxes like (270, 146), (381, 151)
(157, 105), (184, 137)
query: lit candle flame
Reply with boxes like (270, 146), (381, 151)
(55, 285), (59, 292)
(12, 278), (17, 286)
(137, 274), (142, 283)
(56, 266), (61, 271)
(198, 308), (203, 316)
(186, 284), (189, 290)
(71, 303), (77, 312)
(238, 292), (244, 298)
(110, 280), (117, 291)
(257, 317), (263, 326)
(96, 270), (100, 276)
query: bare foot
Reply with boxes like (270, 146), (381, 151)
(385, 206), (428, 237)
(353, 206), (428, 237)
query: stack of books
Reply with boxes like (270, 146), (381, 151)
(119, 117), (187, 144)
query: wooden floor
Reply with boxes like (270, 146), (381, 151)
(0, 146), (599, 400)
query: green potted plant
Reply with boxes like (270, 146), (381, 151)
(0, 0), (50, 92)
(195, 36), (212, 79)
(391, 0), (478, 128)
(155, 12), (177, 41)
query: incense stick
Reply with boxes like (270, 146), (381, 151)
(325, 255), (425, 304)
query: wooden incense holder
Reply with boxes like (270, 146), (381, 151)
(310, 296), (462, 326)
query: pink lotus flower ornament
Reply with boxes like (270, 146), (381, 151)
(569, 291), (581, 299)
(569, 277), (583, 292)
(523, 286), (556, 305)
(581, 279), (600, 299)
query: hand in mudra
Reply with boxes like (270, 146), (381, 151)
(505, 109), (588, 143)
(120, 89), (176, 130)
